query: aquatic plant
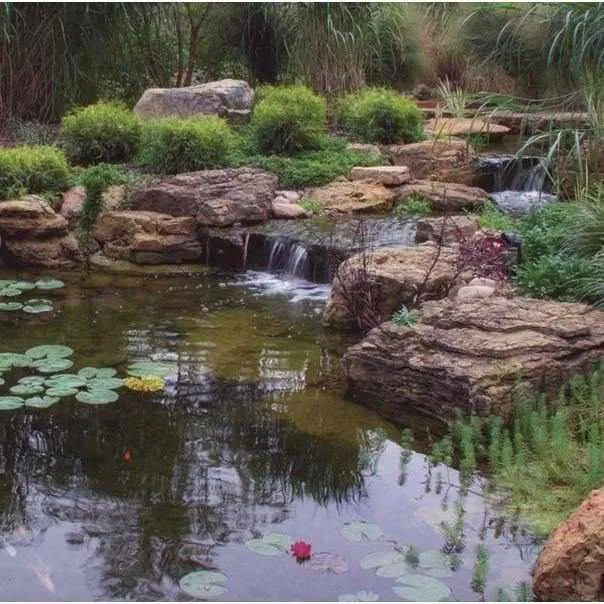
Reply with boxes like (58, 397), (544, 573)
(471, 544), (489, 595)
(392, 574), (452, 602)
(245, 532), (292, 556)
(123, 375), (165, 392)
(341, 521), (383, 542)
(290, 540), (312, 563)
(179, 570), (228, 600)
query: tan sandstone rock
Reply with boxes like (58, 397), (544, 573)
(60, 185), (126, 223)
(532, 488), (604, 602)
(307, 181), (398, 215)
(271, 202), (309, 220)
(349, 166), (411, 186)
(342, 297), (604, 421)
(415, 215), (481, 246)
(425, 117), (510, 139)
(397, 180), (487, 212)
(130, 168), (277, 227)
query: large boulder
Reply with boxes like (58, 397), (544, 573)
(342, 297), (604, 421)
(306, 180), (398, 214)
(0, 197), (80, 267)
(130, 168), (278, 227)
(532, 488), (604, 602)
(425, 117), (510, 140)
(397, 180), (487, 212)
(349, 166), (411, 186)
(324, 243), (462, 330)
(60, 185), (126, 226)
(415, 215), (481, 246)
(133, 79), (254, 122)
(383, 138), (476, 185)
(93, 211), (202, 264)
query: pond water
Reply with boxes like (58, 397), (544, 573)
(0, 268), (539, 601)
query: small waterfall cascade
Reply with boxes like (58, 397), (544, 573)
(266, 239), (310, 279)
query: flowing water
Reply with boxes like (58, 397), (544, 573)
(0, 268), (539, 601)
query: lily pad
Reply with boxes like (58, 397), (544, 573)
(306, 552), (349, 574)
(25, 396), (59, 408)
(392, 574), (452, 602)
(26, 345), (73, 360)
(0, 396), (25, 410)
(127, 361), (173, 378)
(0, 286), (24, 297)
(85, 377), (123, 391)
(179, 571), (227, 600)
(22, 299), (54, 314)
(245, 533), (291, 556)
(0, 377), (4, 386)
(46, 387), (78, 398)
(0, 302), (23, 311)
(360, 551), (406, 570)
(32, 358), (74, 373)
(13, 281), (36, 291)
(377, 562), (414, 579)
(9, 383), (45, 396)
(17, 376), (47, 386)
(76, 389), (119, 405)
(338, 591), (379, 602)
(417, 550), (455, 578)
(45, 374), (87, 389)
(35, 278), (65, 290)
(78, 367), (117, 379)
(341, 521), (383, 543)
(0, 353), (32, 368)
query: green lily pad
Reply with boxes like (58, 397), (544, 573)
(35, 278), (65, 290)
(46, 386), (78, 398)
(127, 361), (173, 378)
(179, 571), (228, 600)
(32, 358), (74, 373)
(418, 550), (455, 578)
(0, 280), (16, 288)
(307, 552), (349, 574)
(45, 374), (87, 389)
(76, 389), (119, 405)
(0, 396), (25, 410)
(25, 396), (59, 408)
(22, 299), (54, 314)
(338, 591), (379, 602)
(78, 367), (117, 379)
(392, 574), (452, 601)
(360, 551), (406, 570)
(0, 377), (4, 386)
(9, 383), (45, 396)
(0, 353), (32, 368)
(26, 345), (73, 360)
(377, 562), (414, 579)
(85, 377), (123, 391)
(13, 281), (36, 290)
(0, 286), (24, 297)
(17, 376), (47, 386)
(245, 533), (291, 556)
(341, 521), (383, 543)
(0, 302), (23, 311)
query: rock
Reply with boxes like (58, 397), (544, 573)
(489, 110), (590, 136)
(275, 190), (301, 204)
(383, 138), (476, 185)
(130, 168), (277, 227)
(397, 180), (487, 212)
(349, 166), (411, 186)
(307, 181), (398, 215)
(415, 215), (480, 246)
(93, 211), (202, 264)
(342, 297), (604, 421)
(133, 79), (254, 122)
(324, 243), (462, 330)
(455, 279), (497, 301)
(60, 185), (126, 224)
(4, 235), (80, 268)
(412, 84), (433, 101)
(89, 252), (205, 276)
(345, 143), (385, 161)
(425, 117), (510, 139)
(271, 202), (309, 220)
(532, 488), (604, 602)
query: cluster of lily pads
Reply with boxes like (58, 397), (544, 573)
(0, 277), (64, 314)
(178, 520), (458, 601)
(0, 345), (172, 410)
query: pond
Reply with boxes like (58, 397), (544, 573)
(0, 268), (539, 601)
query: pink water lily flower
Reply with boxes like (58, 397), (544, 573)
(290, 540), (312, 562)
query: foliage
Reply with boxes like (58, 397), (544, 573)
(338, 87), (424, 144)
(391, 305), (419, 327)
(394, 195), (431, 219)
(249, 85), (326, 155)
(60, 102), (142, 165)
(0, 145), (69, 200)
(436, 78), (468, 118)
(137, 116), (236, 174)
(298, 197), (323, 215)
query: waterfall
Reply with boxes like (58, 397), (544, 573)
(266, 239), (310, 279)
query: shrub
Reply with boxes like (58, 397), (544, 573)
(0, 145), (70, 200)
(249, 85), (327, 155)
(137, 116), (236, 174)
(394, 195), (431, 218)
(60, 102), (141, 165)
(338, 87), (424, 144)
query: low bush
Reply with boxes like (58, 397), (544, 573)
(249, 85), (326, 155)
(0, 145), (70, 200)
(338, 87), (424, 144)
(60, 102), (141, 165)
(394, 195), (431, 218)
(137, 116), (236, 174)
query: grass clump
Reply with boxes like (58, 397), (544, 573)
(391, 305), (419, 327)
(394, 195), (431, 219)
(250, 85), (326, 155)
(137, 116), (236, 174)
(60, 102), (142, 165)
(0, 145), (70, 200)
(338, 87), (424, 145)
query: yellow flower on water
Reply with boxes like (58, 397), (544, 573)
(124, 375), (165, 392)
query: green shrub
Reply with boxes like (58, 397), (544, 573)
(249, 85), (327, 155)
(0, 145), (70, 200)
(137, 116), (236, 174)
(338, 87), (424, 144)
(60, 102), (141, 165)
(394, 195), (431, 218)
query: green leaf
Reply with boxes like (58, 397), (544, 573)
(17, 375), (47, 386)
(360, 551), (406, 570)
(13, 281), (36, 290)
(0, 302), (23, 311)
(377, 562), (412, 578)
(78, 367), (117, 379)
(418, 550), (455, 578)
(127, 361), (173, 378)
(179, 571), (227, 600)
(35, 278), (65, 290)
(9, 383), (45, 396)
(25, 396), (59, 408)
(26, 345), (74, 360)
(0, 396), (25, 410)
(22, 299), (54, 314)
(85, 377), (123, 390)
(341, 521), (383, 543)
(0, 286), (24, 297)
(338, 591), (379, 602)
(76, 389), (119, 404)
(32, 358), (74, 373)
(0, 353), (32, 368)
(46, 386), (78, 398)
(392, 574), (452, 602)
(244, 533), (292, 556)
(45, 374), (87, 389)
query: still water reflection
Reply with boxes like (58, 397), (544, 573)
(0, 270), (538, 601)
